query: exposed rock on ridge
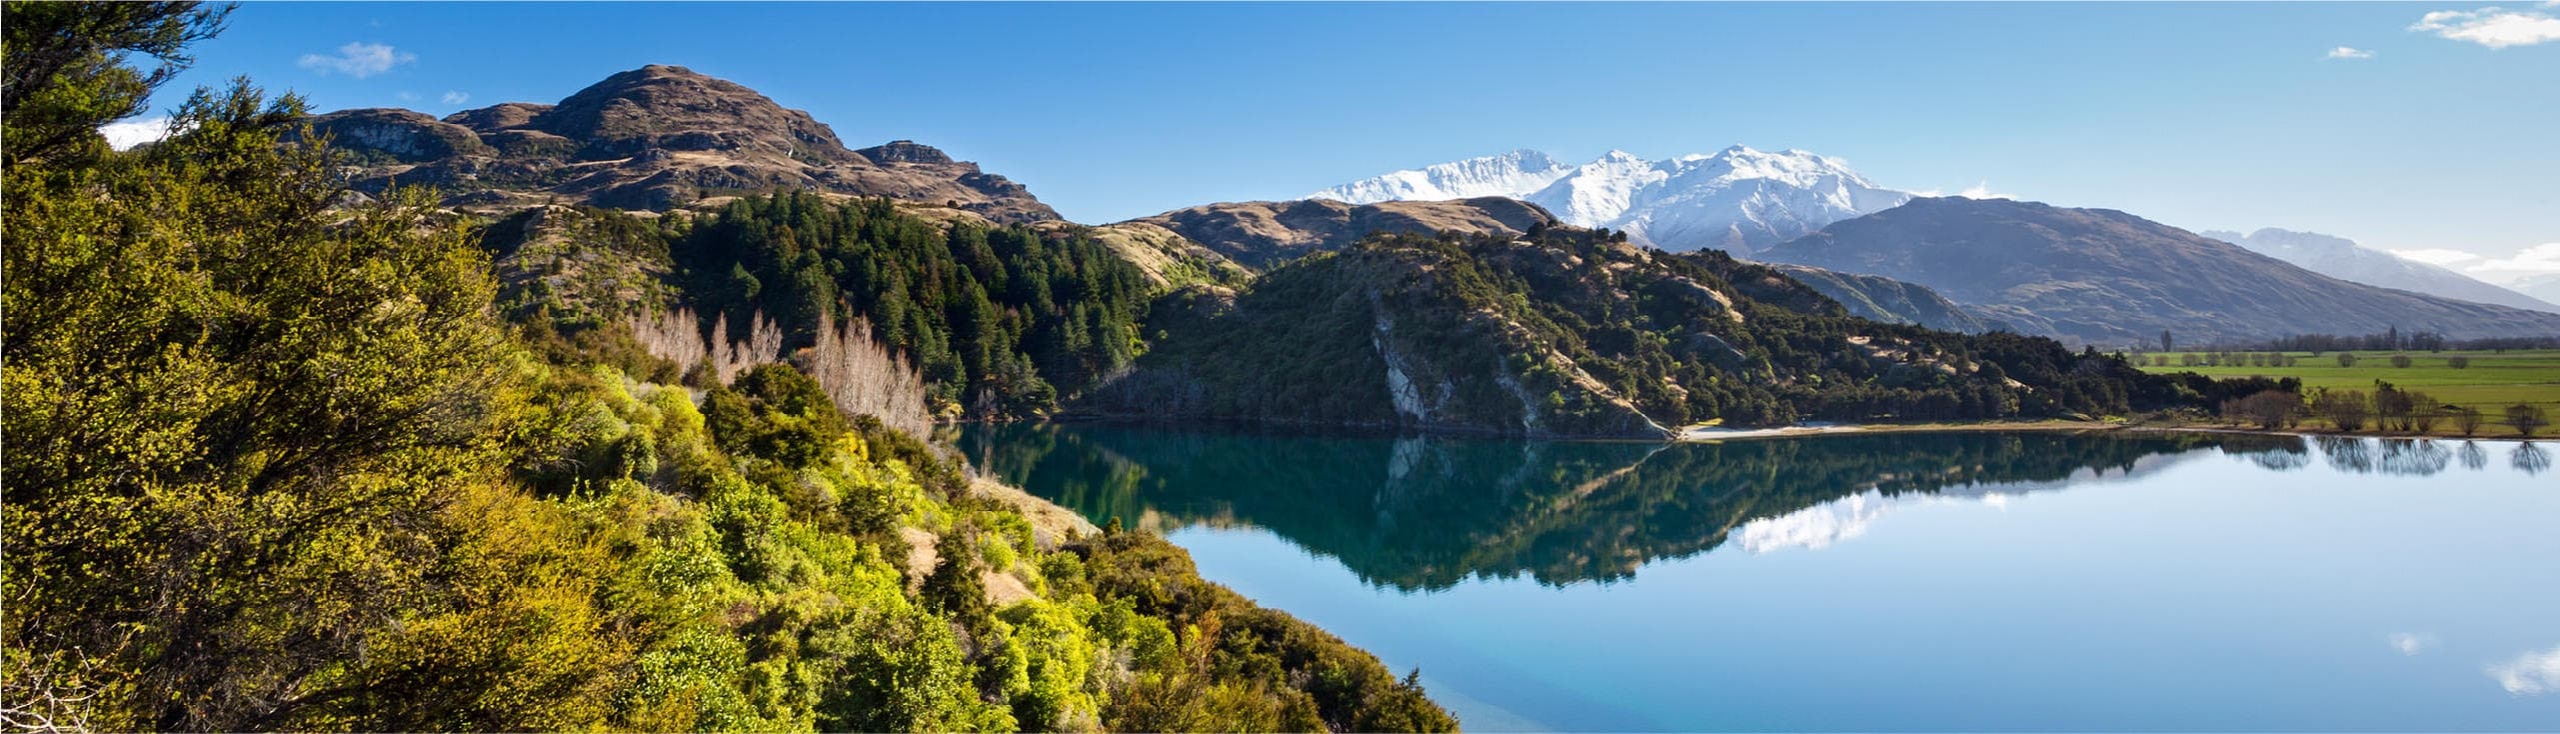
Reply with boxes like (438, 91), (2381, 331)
(310, 65), (1056, 221)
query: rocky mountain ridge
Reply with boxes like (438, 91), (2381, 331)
(1762, 198), (2560, 345)
(309, 65), (1056, 221)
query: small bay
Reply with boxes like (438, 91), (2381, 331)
(966, 424), (2560, 731)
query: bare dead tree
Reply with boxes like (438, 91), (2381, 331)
(630, 308), (787, 386)
(628, 306), (709, 375)
(713, 312), (785, 385)
(800, 310), (932, 438)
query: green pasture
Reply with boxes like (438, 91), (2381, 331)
(2135, 349), (2560, 411)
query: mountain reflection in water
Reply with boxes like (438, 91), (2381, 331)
(964, 425), (2537, 591)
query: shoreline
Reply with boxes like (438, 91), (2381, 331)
(1677, 419), (2120, 442)
(1677, 419), (2548, 443)
(975, 414), (2548, 445)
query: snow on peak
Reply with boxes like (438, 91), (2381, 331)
(1311, 146), (1912, 253)
(1307, 149), (1573, 205)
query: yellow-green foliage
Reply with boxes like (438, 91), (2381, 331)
(4, 9), (1453, 730)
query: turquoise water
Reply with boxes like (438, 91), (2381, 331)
(962, 425), (2560, 731)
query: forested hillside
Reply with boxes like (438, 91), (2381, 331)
(1088, 229), (2248, 436)
(0, 5), (1449, 731)
(669, 193), (1154, 417)
(479, 193), (1155, 423)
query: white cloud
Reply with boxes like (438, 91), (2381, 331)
(395, 91), (419, 103)
(2326, 46), (2377, 59)
(2466, 242), (2560, 279)
(2410, 7), (2560, 48)
(297, 42), (415, 78)
(1958, 181), (2015, 200)
(1915, 182), (2017, 200)
(1736, 490), (1899, 553)
(2390, 248), (2485, 267)
(1735, 488), (2022, 553)
(440, 91), (470, 105)
(2390, 243), (2560, 285)
(2488, 644), (2560, 695)
(98, 116), (176, 150)
(2390, 632), (2437, 655)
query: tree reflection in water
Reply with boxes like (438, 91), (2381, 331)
(2378, 439), (2453, 476)
(2514, 442), (2551, 475)
(969, 426), (2447, 591)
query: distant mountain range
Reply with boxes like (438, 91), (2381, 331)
(309, 64), (1055, 221)
(301, 67), (2557, 351)
(1310, 147), (1910, 253)
(1758, 198), (2560, 344)
(2198, 228), (2560, 314)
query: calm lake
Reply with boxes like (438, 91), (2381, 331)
(962, 425), (2560, 731)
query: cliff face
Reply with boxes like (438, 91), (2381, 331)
(309, 108), (489, 162)
(311, 65), (1057, 222)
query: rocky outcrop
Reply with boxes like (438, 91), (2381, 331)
(856, 140), (955, 165)
(443, 102), (551, 133)
(531, 65), (855, 163)
(309, 108), (489, 162)
(314, 65), (1057, 222)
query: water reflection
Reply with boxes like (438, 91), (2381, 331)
(2463, 442), (2491, 471)
(967, 426), (2512, 590)
(2318, 436), (2376, 474)
(2240, 438), (2314, 471)
(2379, 439), (2453, 476)
(968, 425), (2560, 730)
(2515, 443), (2552, 475)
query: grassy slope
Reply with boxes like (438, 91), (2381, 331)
(2137, 349), (2560, 410)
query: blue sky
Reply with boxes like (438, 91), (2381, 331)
(121, 2), (2559, 280)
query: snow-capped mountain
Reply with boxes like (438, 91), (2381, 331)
(1310, 149), (1574, 204)
(1310, 146), (1912, 253)
(2199, 228), (2560, 314)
